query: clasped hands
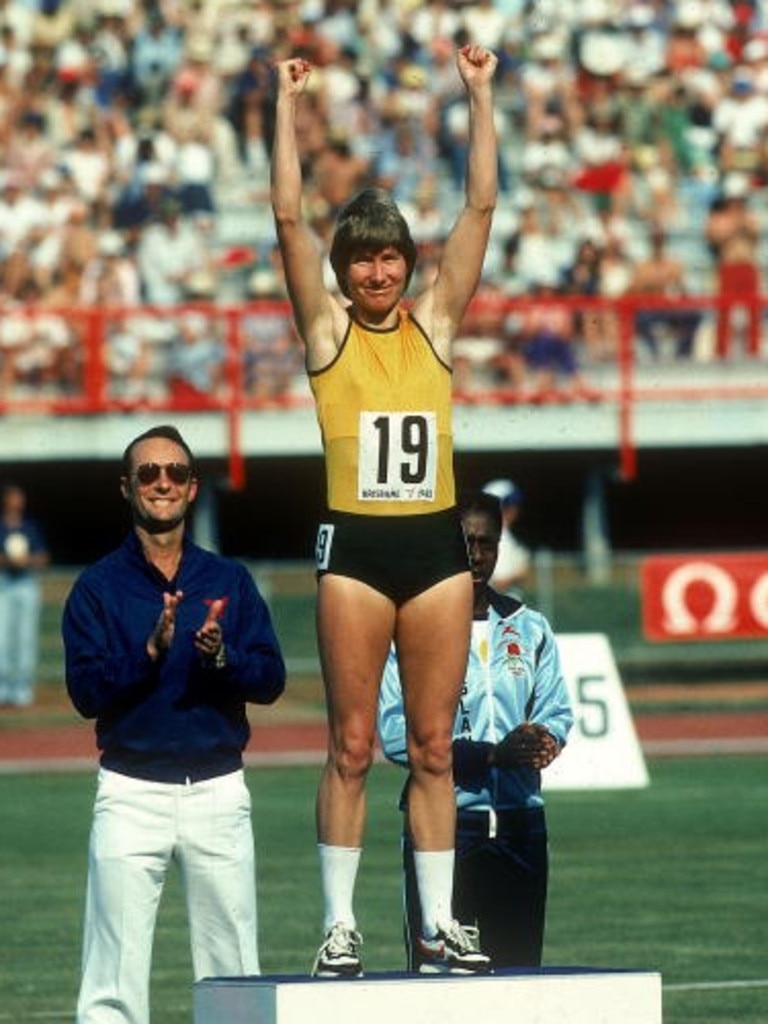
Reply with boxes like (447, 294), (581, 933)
(491, 722), (561, 770)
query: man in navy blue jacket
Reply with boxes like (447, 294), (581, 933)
(63, 424), (285, 1024)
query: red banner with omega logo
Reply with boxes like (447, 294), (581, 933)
(641, 553), (768, 641)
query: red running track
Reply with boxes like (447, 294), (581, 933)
(1, 712), (767, 770)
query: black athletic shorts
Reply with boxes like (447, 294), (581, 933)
(315, 508), (470, 606)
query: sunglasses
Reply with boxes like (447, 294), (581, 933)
(133, 462), (193, 486)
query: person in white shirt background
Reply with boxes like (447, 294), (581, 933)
(482, 478), (531, 595)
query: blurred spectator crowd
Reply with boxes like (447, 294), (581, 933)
(2, 0), (768, 406)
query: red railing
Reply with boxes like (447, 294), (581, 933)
(1, 295), (767, 486)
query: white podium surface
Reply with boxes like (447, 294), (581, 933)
(195, 968), (662, 1024)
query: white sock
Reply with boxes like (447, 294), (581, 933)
(413, 849), (455, 938)
(318, 843), (361, 933)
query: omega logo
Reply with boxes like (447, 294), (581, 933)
(661, 560), (768, 635)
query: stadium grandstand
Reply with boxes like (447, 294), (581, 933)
(2, 0), (768, 572)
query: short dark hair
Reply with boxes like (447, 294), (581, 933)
(458, 490), (503, 534)
(329, 188), (417, 298)
(121, 424), (196, 475)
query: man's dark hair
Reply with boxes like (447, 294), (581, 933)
(121, 424), (196, 475)
(329, 188), (418, 298)
(458, 490), (503, 534)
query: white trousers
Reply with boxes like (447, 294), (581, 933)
(77, 767), (259, 1024)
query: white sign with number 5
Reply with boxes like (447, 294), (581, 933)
(544, 633), (649, 791)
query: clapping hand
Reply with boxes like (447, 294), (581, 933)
(147, 590), (184, 660)
(194, 599), (225, 662)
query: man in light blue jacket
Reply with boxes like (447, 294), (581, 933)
(378, 490), (573, 970)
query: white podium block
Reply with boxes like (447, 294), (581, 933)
(195, 968), (662, 1024)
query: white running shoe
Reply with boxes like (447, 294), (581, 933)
(417, 921), (491, 974)
(311, 923), (364, 978)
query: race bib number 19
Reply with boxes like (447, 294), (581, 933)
(358, 411), (437, 502)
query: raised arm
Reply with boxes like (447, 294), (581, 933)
(415, 45), (498, 361)
(270, 58), (341, 367)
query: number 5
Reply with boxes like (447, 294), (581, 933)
(576, 674), (610, 738)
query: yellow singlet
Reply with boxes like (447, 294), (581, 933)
(309, 310), (456, 515)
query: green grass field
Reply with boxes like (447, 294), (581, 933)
(0, 756), (766, 1023)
